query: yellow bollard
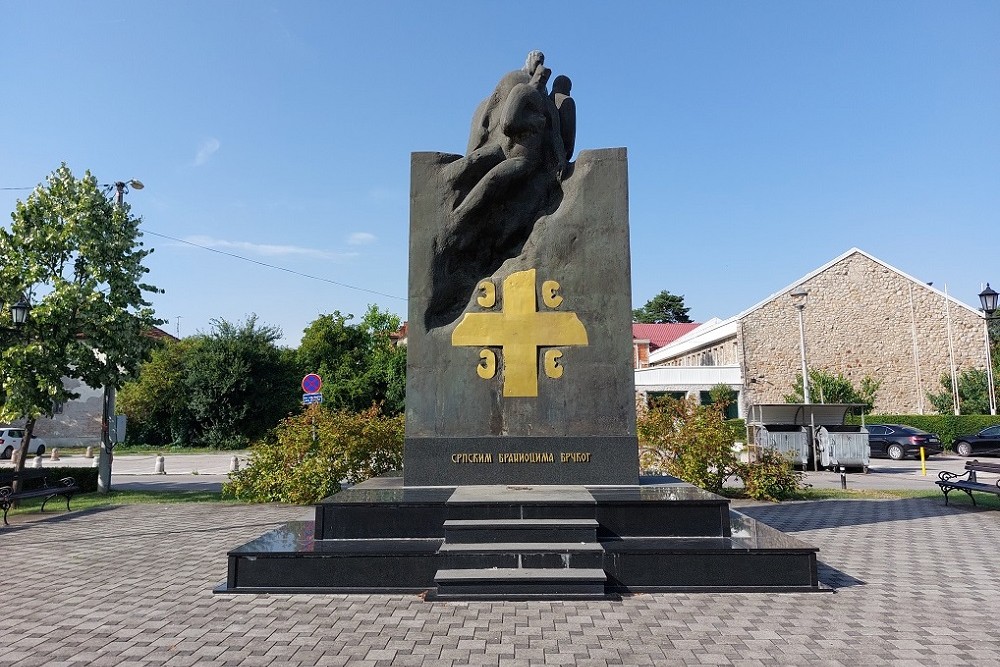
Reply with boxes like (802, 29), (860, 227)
(920, 446), (926, 476)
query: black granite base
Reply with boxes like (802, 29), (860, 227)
(218, 477), (821, 598)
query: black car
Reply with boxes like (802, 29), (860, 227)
(952, 425), (1000, 458)
(866, 424), (942, 460)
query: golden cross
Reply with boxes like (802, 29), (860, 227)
(452, 269), (588, 397)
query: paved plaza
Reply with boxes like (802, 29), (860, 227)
(2, 489), (999, 666)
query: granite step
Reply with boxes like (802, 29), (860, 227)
(431, 567), (608, 600)
(438, 540), (604, 570)
(443, 518), (599, 544)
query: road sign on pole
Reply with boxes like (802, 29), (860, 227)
(302, 393), (324, 405)
(302, 373), (322, 394)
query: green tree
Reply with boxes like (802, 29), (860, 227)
(926, 368), (991, 415)
(297, 305), (406, 414)
(184, 316), (299, 448)
(633, 290), (692, 324)
(0, 165), (160, 484)
(784, 369), (880, 412)
(117, 337), (202, 445)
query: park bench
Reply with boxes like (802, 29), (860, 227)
(0, 468), (80, 526)
(936, 460), (1000, 507)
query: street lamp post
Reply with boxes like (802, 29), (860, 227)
(3, 296), (31, 477)
(791, 288), (818, 471)
(96, 179), (144, 493)
(979, 283), (998, 416)
(790, 288), (810, 405)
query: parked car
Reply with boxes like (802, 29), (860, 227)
(865, 424), (942, 460)
(0, 428), (47, 459)
(952, 425), (1000, 458)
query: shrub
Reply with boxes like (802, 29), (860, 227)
(638, 396), (740, 494)
(222, 404), (404, 504)
(847, 414), (1000, 447)
(45, 467), (100, 493)
(740, 449), (806, 501)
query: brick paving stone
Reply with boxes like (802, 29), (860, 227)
(3, 500), (1000, 665)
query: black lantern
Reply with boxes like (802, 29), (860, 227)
(980, 283), (999, 318)
(10, 296), (30, 325)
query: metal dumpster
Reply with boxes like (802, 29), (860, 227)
(817, 425), (870, 471)
(754, 424), (810, 469)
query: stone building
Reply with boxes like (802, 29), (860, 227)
(9, 327), (178, 448)
(636, 248), (987, 416)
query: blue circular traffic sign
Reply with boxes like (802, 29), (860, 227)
(302, 373), (322, 394)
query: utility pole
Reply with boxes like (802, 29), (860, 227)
(97, 179), (143, 493)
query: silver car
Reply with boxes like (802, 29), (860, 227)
(0, 428), (47, 459)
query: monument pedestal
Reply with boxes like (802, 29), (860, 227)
(218, 56), (820, 599)
(218, 477), (820, 597)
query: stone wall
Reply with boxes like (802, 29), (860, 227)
(11, 377), (102, 447)
(739, 252), (984, 414)
(663, 339), (739, 367)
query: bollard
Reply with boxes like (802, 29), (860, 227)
(230, 455), (240, 472)
(154, 455), (166, 475)
(11, 451), (20, 467)
(33, 455), (43, 468)
(85, 446), (94, 459)
(50, 447), (60, 461)
(839, 466), (847, 490)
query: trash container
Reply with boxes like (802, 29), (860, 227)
(754, 424), (810, 469)
(817, 425), (869, 471)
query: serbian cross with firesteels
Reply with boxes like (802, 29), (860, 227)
(451, 269), (588, 398)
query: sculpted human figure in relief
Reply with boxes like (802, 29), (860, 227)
(427, 51), (576, 329)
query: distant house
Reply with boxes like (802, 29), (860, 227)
(20, 326), (179, 447)
(632, 322), (700, 368)
(636, 248), (986, 418)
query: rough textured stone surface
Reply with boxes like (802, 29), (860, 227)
(738, 252), (984, 413)
(405, 149), (638, 486)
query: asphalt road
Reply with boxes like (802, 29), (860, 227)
(4, 450), (996, 493)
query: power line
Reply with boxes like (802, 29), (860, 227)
(140, 227), (407, 302)
(1, 186), (34, 190)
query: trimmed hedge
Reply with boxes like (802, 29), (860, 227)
(847, 414), (1000, 447)
(43, 467), (100, 493)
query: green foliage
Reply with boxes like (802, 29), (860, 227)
(223, 404), (404, 504)
(637, 396), (740, 493)
(708, 383), (737, 409)
(847, 413), (1000, 446)
(52, 467), (100, 493)
(1, 164), (161, 420)
(296, 305), (406, 415)
(784, 369), (880, 411)
(117, 337), (202, 445)
(740, 449), (806, 501)
(633, 290), (692, 324)
(1, 164), (161, 469)
(926, 368), (992, 415)
(184, 316), (299, 449)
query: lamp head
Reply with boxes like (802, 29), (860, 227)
(980, 283), (998, 316)
(10, 295), (30, 325)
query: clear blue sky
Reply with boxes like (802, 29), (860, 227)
(3, 2), (998, 345)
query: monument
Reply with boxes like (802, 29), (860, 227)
(219, 52), (820, 599)
(404, 49), (637, 486)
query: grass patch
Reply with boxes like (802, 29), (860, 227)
(5, 489), (228, 518)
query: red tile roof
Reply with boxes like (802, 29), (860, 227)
(632, 323), (700, 350)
